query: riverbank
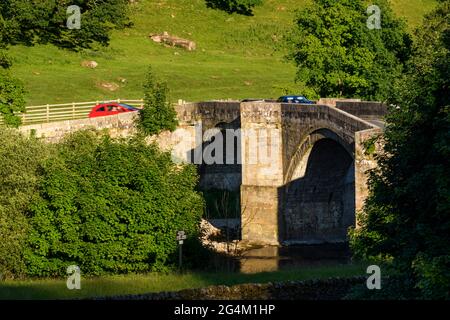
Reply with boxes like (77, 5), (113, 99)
(0, 264), (366, 300)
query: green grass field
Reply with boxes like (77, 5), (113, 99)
(8, 0), (437, 106)
(0, 263), (367, 300)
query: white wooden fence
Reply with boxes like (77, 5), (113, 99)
(0, 99), (145, 125)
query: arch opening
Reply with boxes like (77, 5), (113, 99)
(281, 138), (355, 244)
(196, 120), (242, 222)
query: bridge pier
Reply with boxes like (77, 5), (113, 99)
(241, 185), (280, 245)
(240, 103), (284, 245)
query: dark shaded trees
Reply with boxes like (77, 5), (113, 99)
(205, 0), (263, 16)
(350, 1), (450, 299)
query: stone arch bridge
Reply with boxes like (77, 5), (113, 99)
(20, 100), (385, 245)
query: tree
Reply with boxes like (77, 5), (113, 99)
(350, 1), (450, 299)
(205, 0), (263, 16)
(0, 17), (26, 128)
(137, 67), (178, 136)
(0, 0), (130, 50)
(0, 65), (26, 128)
(286, 0), (411, 100)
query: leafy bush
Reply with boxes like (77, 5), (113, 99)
(137, 67), (178, 136)
(0, 68), (26, 127)
(205, 0), (263, 16)
(25, 130), (204, 276)
(413, 254), (450, 299)
(0, 128), (48, 279)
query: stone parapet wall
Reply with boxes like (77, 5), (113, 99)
(335, 101), (387, 120)
(19, 112), (138, 143)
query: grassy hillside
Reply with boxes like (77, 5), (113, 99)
(8, 0), (437, 106)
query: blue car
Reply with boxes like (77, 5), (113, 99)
(277, 95), (315, 104)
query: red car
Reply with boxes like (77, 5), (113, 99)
(89, 103), (140, 118)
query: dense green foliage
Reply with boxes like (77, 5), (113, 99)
(287, 0), (412, 100)
(0, 129), (48, 279)
(0, 0), (130, 50)
(0, 128), (204, 278)
(350, 1), (450, 299)
(203, 190), (240, 219)
(24, 131), (203, 276)
(0, 23), (25, 127)
(0, 66), (26, 128)
(205, 0), (263, 16)
(138, 67), (178, 136)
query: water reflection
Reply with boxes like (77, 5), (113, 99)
(207, 243), (352, 273)
(240, 243), (351, 273)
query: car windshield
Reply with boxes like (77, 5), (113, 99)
(119, 104), (139, 110)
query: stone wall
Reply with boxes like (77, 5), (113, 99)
(317, 98), (362, 107)
(354, 128), (383, 223)
(335, 101), (387, 120)
(18, 101), (241, 143)
(96, 276), (367, 300)
(19, 112), (138, 143)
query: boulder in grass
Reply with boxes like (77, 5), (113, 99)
(149, 32), (196, 51)
(81, 60), (98, 68)
(97, 81), (120, 92)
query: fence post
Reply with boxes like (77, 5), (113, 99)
(72, 102), (75, 119)
(46, 104), (50, 123)
(117, 98), (121, 104)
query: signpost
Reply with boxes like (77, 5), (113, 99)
(176, 231), (187, 270)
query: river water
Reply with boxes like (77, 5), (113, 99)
(207, 243), (352, 273)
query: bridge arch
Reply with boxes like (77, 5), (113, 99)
(281, 128), (355, 244)
(284, 128), (354, 184)
(198, 119), (242, 222)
